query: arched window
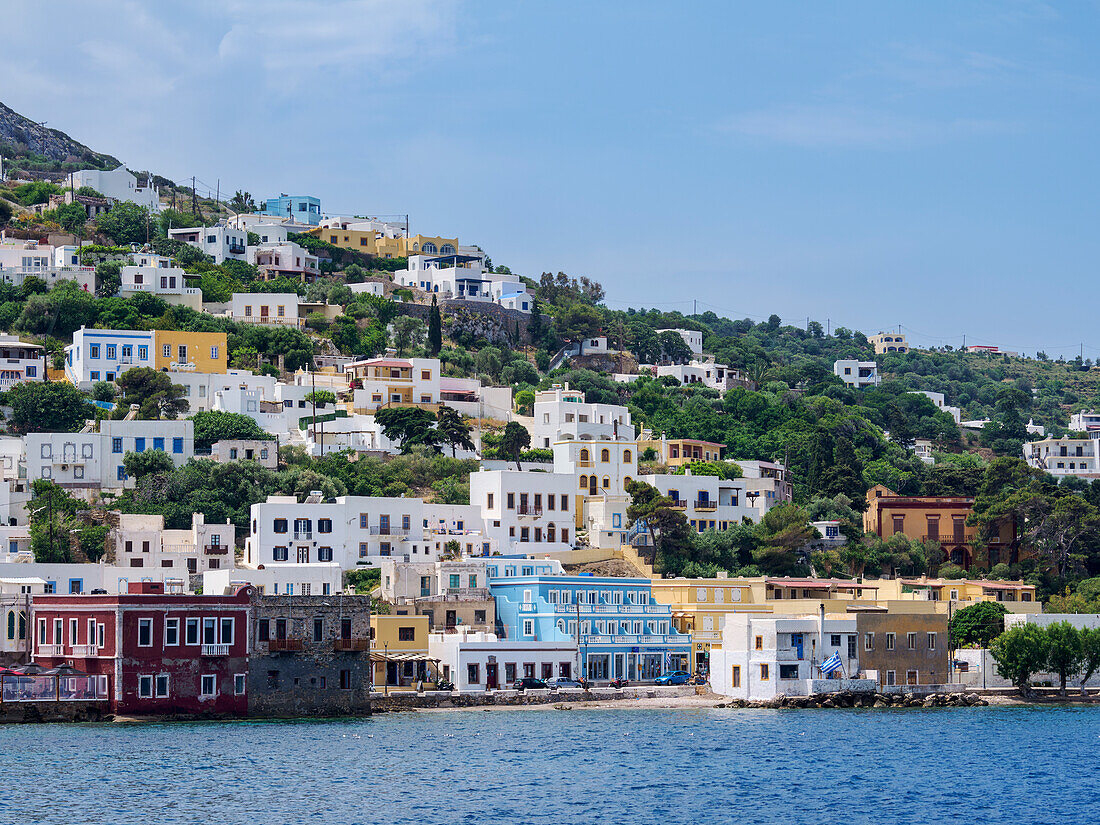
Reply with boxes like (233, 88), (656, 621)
(623, 450), (632, 463)
(579, 475), (588, 490)
(602, 476), (610, 489)
(624, 476), (632, 488)
(547, 523), (556, 542)
(422, 242), (438, 254)
(440, 244), (456, 255)
(601, 448), (610, 462)
(412, 242), (419, 251)
(580, 448), (590, 462)
(557, 619), (566, 633)
(17, 611), (25, 640)
(6, 610), (13, 640)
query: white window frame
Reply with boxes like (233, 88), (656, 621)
(138, 674), (153, 698)
(200, 674), (217, 697)
(164, 617), (179, 646)
(234, 673), (247, 695)
(137, 617), (153, 647)
(154, 673), (170, 698)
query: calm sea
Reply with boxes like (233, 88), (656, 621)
(0, 706), (1096, 825)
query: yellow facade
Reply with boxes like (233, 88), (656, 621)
(370, 615), (435, 691)
(636, 436), (724, 467)
(151, 330), (228, 374)
(311, 228), (459, 260)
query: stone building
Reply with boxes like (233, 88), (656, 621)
(855, 612), (949, 689)
(248, 593), (372, 717)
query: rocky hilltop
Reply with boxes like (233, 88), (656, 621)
(0, 100), (119, 174)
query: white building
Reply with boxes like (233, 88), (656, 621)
(439, 376), (512, 421)
(229, 293), (302, 327)
(552, 438), (637, 550)
(72, 166), (160, 211)
(168, 222), (248, 264)
(24, 419), (194, 492)
(1070, 411), (1100, 433)
(248, 241), (319, 281)
(469, 470), (575, 554)
(730, 460), (792, 515)
(531, 383), (634, 448)
(169, 369), (277, 414)
(710, 612), (859, 700)
(112, 512), (235, 579)
(913, 439), (935, 465)
(349, 280), (386, 297)
(397, 255), (493, 302)
(912, 391), (962, 425)
(202, 563), (342, 597)
(0, 238), (95, 291)
(0, 479), (31, 527)
(429, 628), (578, 691)
(1024, 434), (1100, 478)
(669, 328), (704, 355)
(245, 494), (491, 571)
(120, 263), (202, 309)
(834, 359), (880, 388)
(638, 470), (759, 532)
(64, 327), (154, 387)
(0, 334), (44, 389)
(656, 358), (744, 392)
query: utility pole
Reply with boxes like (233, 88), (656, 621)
(191, 176), (198, 216)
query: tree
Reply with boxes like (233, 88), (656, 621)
(1045, 621), (1084, 696)
(191, 410), (273, 452)
(53, 201), (89, 234)
(1078, 628), (1100, 695)
(114, 368), (188, 419)
(427, 295), (443, 356)
(27, 480), (83, 563)
(391, 315), (424, 356)
(123, 449), (175, 480)
(229, 190), (257, 213)
(375, 407), (443, 454)
(949, 601), (1009, 648)
(555, 303), (603, 341)
(5, 381), (92, 433)
(657, 331), (693, 364)
(990, 623), (1049, 695)
(304, 390), (337, 407)
(95, 260), (122, 298)
(499, 421), (531, 469)
(821, 438), (867, 510)
(95, 201), (150, 245)
(625, 479), (694, 570)
(92, 381), (116, 403)
(753, 504), (816, 575)
(514, 390), (535, 415)
(436, 407), (474, 458)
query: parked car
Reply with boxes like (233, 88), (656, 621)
(545, 676), (581, 689)
(513, 677), (548, 691)
(654, 670), (692, 686)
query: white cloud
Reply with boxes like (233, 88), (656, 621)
(717, 105), (1013, 148)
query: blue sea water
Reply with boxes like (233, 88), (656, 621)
(0, 706), (1096, 825)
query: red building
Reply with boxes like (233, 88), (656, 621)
(32, 582), (252, 716)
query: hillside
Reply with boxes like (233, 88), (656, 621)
(0, 100), (120, 175)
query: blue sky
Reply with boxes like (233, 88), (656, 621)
(4, 1), (1100, 357)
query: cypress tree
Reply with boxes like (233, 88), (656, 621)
(428, 295), (442, 355)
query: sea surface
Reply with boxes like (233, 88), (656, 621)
(0, 705), (1096, 825)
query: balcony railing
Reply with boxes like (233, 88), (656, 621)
(694, 500), (717, 511)
(267, 639), (303, 652)
(201, 643), (231, 656)
(38, 644), (64, 656)
(293, 531), (312, 541)
(334, 638), (370, 652)
(669, 500), (687, 509)
(516, 505), (543, 517)
(923, 534), (972, 544)
(205, 545), (229, 555)
(71, 644), (98, 656)
(369, 526), (410, 536)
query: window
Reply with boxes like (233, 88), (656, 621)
(200, 675), (216, 697)
(864, 632), (874, 651)
(398, 626), (416, 641)
(138, 346), (148, 361)
(731, 665), (741, 688)
(89, 344), (100, 359)
(273, 546), (289, 561)
(760, 664), (769, 681)
(137, 618), (153, 647)
(135, 437), (145, 453)
(927, 633), (937, 650)
(907, 632), (917, 650)
(339, 670), (352, 690)
(106, 345), (116, 360)
(885, 633), (895, 651)
(165, 618), (179, 646)
(273, 518), (288, 533)
(830, 634), (841, 647)
(185, 618), (200, 645)
(234, 674), (246, 695)
(155, 674), (170, 698)
(467, 663), (480, 684)
(754, 635), (763, 651)
(211, 346), (219, 360)
(220, 617), (234, 645)
(172, 437), (184, 454)
(112, 437), (123, 454)
(138, 675), (153, 698)
(318, 546), (333, 562)
(523, 619), (534, 636)
(886, 670), (896, 686)
(313, 618), (324, 642)
(163, 344), (171, 358)
(318, 518), (332, 533)
(601, 449), (610, 462)
(90, 371), (100, 381)
(779, 664), (799, 680)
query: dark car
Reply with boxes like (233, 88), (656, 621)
(654, 670), (692, 686)
(513, 677), (548, 691)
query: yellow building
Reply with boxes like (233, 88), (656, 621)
(868, 332), (910, 354)
(152, 330), (228, 373)
(636, 435), (724, 467)
(370, 614), (437, 691)
(311, 226), (459, 260)
(650, 577), (761, 672)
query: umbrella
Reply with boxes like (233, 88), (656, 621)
(10, 662), (48, 675)
(41, 664), (88, 677)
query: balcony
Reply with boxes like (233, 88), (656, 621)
(334, 638), (370, 652)
(668, 499), (687, 510)
(228, 244), (247, 255)
(201, 643), (231, 656)
(516, 505), (543, 517)
(38, 644), (64, 656)
(205, 544), (229, 555)
(71, 644), (98, 656)
(267, 638), (303, 652)
(369, 526), (410, 536)
(694, 499), (717, 511)
(293, 531), (313, 541)
(922, 534), (972, 544)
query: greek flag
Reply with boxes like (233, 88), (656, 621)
(820, 652), (843, 675)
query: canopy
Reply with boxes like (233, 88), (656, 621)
(370, 652), (440, 663)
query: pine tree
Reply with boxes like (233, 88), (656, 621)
(428, 295), (443, 355)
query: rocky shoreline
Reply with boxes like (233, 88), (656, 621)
(715, 690), (989, 709)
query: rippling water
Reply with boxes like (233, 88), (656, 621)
(0, 706), (1097, 824)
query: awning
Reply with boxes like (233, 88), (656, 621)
(370, 652), (440, 663)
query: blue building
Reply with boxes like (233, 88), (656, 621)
(487, 558), (690, 681)
(261, 195), (322, 226)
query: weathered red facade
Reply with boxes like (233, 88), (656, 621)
(32, 582), (252, 716)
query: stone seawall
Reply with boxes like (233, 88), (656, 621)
(0, 701), (112, 724)
(371, 685), (698, 712)
(716, 690), (989, 710)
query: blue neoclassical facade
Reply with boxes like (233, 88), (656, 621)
(487, 558), (691, 681)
